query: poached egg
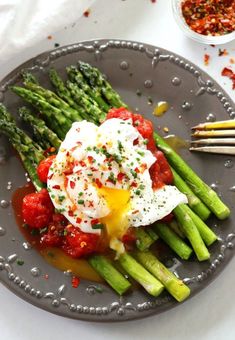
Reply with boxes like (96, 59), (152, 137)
(47, 118), (187, 253)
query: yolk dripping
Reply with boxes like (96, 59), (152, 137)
(98, 187), (130, 253)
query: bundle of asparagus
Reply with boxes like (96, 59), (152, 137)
(0, 61), (230, 302)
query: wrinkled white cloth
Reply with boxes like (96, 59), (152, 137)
(0, 0), (95, 62)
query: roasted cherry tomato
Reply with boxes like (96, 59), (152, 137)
(22, 189), (54, 228)
(37, 155), (56, 183)
(62, 226), (100, 258)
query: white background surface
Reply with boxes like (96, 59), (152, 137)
(0, 1), (235, 339)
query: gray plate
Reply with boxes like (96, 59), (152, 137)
(0, 39), (235, 322)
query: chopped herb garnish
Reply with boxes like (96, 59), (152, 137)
(139, 184), (145, 190)
(78, 192), (83, 196)
(118, 140), (123, 152)
(107, 172), (116, 184)
(137, 150), (145, 156)
(58, 195), (65, 202)
(17, 259), (24, 266)
(77, 199), (85, 205)
(47, 251), (55, 258)
(95, 286), (104, 293)
(31, 229), (39, 236)
(130, 169), (137, 178)
(92, 223), (104, 230)
(135, 189), (141, 195)
(143, 139), (149, 145)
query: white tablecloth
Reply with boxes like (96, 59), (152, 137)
(0, 1), (234, 339)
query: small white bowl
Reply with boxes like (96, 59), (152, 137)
(172, 0), (235, 45)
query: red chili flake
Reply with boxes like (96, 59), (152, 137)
(88, 201), (94, 208)
(134, 167), (140, 173)
(221, 67), (235, 89)
(91, 219), (99, 225)
(76, 217), (82, 224)
(151, 0), (156, 3)
(71, 276), (80, 288)
(87, 156), (94, 164)
(70, 181), (75, 189)
(181, 0), (235, 36)
(83, 9), (90, 17)
(66, 151), (70, 157)
(117, 172), (125, 182)
(204, 54), (210, 66)
(221, 67), (234, 77)
(76, 128), (80, 132)
(218, 48), (228, 56)
(43, 146), (56, 157)
(140, 163), (147, 173)
(44, 274), (49, 279)
(52, 185), (60, 190)
(48, 173), (53, 180)
(230, 58), (235, 64)
(95, 178), (103, 188)
(68, 210), (74, 217)
(132, 210), (139, 215)
(80, 160), (86, 167)
(130, 181), (138, 188)
(47, 35), (52, 40)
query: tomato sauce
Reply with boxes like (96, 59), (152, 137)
(12, 184), (103, 282)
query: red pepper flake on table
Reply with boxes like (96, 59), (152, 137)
(71, 276), (80, 288)
(83, 9), (91, 17)
(221, 67), (235, 90)
(181, 0), (235, 36)
(218, 48), (229, 57)
(204, 53), (210, 66)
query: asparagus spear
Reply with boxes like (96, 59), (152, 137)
(135, 251), (190, 302)
(78, 61), (127, 108)
(11, 86), (70, 139)
(153, 223), (193, 260)
(154, 132), (230, 220)
(19, 107), (61, 149)
(135, 228), (156, 251)
(49, 68), (92, 122)
(88, 255), (131, 295)
(169, 220), (185, 239)
(171, 167), (210, 221)
(174, 205), (210, 261)
(118, 252), (164, 297)
(66, 81), (105, 122)
(23, 81), (83, 123)
(182, 204), (217, 246)
(21, 71), (39, 85)
(0, 119), (44, 191)
(66, 65), (110, 112)
(146, 228), (159, 242)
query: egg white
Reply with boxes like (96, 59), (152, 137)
(47, 119), (187, 239)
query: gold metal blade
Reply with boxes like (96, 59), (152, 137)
(192, 130), (235, 138)
(190, 146), (235, 155)
(192, 120), (235, 130)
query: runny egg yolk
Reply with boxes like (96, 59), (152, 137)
(97, 187), (130, 254)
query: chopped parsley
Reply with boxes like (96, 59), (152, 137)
(77, 199), (85, 205)
(17, 259), (24, 266)
(92, 223), (104, 230)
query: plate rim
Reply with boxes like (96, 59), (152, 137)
(0, 38), (234, 322)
